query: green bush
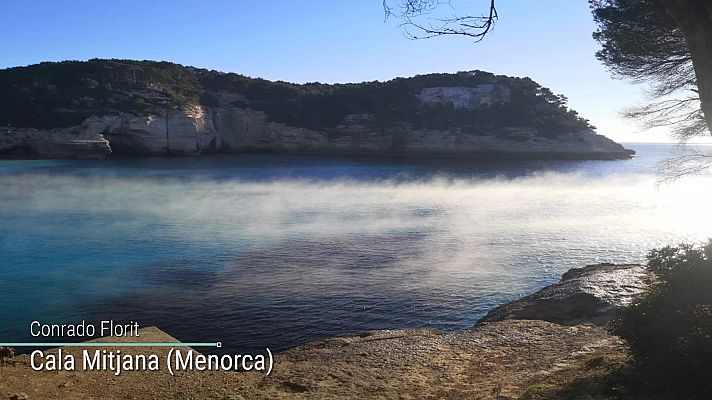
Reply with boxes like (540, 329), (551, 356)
(611, 241), (712, 398)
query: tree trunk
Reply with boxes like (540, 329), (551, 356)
(660, 0), (712, 133)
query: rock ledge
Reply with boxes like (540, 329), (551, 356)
(479, 263), (653, 326)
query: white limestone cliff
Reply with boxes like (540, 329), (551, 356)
(0, 87), (635, 160)
(417, 84), (512, 109)
(0, 125), (111, 159)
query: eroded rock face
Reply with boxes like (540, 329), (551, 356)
(207, 106), (634, 159)
(87, 106), (216, 155)
(0, 126), (111, 159)
(479, 263), (653, 326)
(0, 100), (636, 159)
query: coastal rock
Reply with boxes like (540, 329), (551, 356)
(0, 126), (111, 159)
(479, 263), (653, 326)
(0, 98), (637, 162)
(3, 108), (635, 160)
(166, 105), (216, 155)
(81, 106), (217, 156)
(0, 265), (644, 398)
(201, 105), (635, 160)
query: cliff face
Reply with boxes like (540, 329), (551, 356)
(0, 126), (111, 158)
(0, 103), (634, 160)
(0, 60), (636, 160)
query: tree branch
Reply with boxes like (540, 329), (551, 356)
(384, 0), (498, 41)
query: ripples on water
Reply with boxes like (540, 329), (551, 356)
(1, 143), (712, 353)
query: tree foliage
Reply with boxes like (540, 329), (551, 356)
(612, 241), (712, 398)
(591, 0), (692, 94)
(0, 59), (592, 137)
(590, 0), (707, 141)
(0, 59), (204, 128)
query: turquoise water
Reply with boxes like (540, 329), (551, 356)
(2, 144), (712, 353)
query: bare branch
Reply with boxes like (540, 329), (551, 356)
(658, 146), (712, 183)
(623, 94), (708, 142)
(384, 0), (498, 41)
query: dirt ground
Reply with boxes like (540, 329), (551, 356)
(0, 321), (629, 400)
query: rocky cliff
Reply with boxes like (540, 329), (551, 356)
(2, 104), (633, 160)
(0, 60), (635, 160)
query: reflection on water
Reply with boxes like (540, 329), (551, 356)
(1, 144), (712, 353)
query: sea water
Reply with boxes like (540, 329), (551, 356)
(1, 143), (711, 353)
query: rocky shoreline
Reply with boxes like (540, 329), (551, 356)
(480, 263), (652, 326)
(1, 93), (636, 162)
(0, 106), (636, 161)
(0, 263), (649, 399)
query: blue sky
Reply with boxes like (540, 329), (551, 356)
(0, 0), (674, 142)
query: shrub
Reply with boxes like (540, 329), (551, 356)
(611, 240), (712, 398)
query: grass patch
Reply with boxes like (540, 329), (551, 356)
(521, 383), (557, 399)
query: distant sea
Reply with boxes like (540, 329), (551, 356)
(1, 143), (711, 354)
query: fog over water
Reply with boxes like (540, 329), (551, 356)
(1, 144), (712, 352)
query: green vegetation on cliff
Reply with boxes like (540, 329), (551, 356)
(0, 59), (593, 136)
